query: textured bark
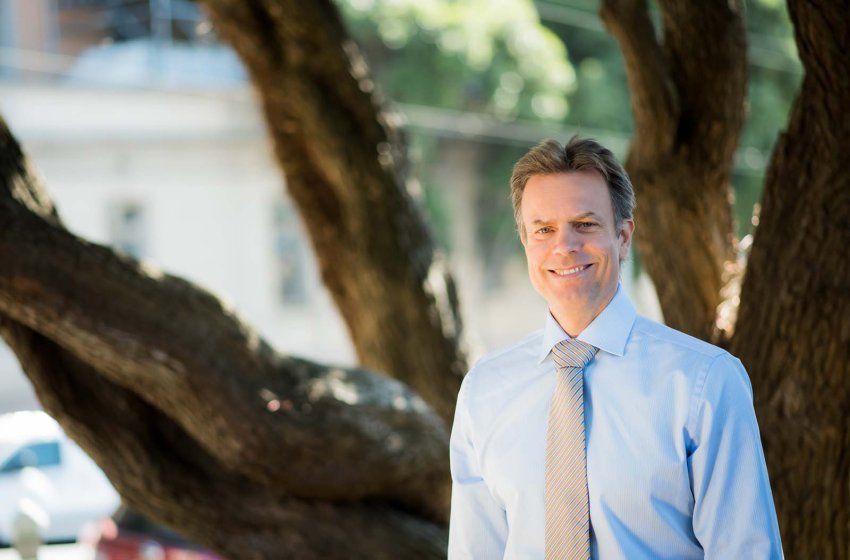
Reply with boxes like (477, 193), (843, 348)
(0, 321), (447, 559)
(1, 1), (465, 555)
(600, 0), (746, 341)
(199, 0), (467, 425)
(0, 113), (450, 556)
(602, 0), (849, 554)
(730, 1), (850, 557)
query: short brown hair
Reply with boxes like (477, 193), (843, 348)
(510, 136), (636, 241)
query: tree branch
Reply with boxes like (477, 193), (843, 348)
(198, 0), (466, 425)
(0, 116), (450, 524)
(0, 319), (447, 559)
(657, 0), (748, 168)
(599, 0), (678, 152)
(598, 0), (746, 340)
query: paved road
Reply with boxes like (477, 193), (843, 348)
(0, 544), (93, 560)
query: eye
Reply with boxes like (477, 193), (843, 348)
(535, 226), (553, 234)
(576, 221), (597, 229)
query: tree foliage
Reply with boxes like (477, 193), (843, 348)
(339, 0), (574, 121)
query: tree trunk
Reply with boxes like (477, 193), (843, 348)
(600, 0), (746, 341)
(2, 1), (470, 554)
(0, 320), (447, 559)
(729, 1), (850, 556)
(0, 108), (449, 557)
(199, 0), (467, 425)
(601, 0), (849, 554)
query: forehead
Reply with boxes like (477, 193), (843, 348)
(521, 170), (613, 221)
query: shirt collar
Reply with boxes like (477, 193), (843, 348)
(537, 283), (637, 363)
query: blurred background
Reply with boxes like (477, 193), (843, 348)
(0, 0), (799, 557)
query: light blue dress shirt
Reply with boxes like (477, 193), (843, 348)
(448, 285), (783, 559)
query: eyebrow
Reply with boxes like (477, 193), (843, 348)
(531, 212), (603, 225)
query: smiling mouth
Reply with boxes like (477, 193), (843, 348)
(549, 264), (592, 277)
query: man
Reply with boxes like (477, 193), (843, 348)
(447, 137), (783, 559)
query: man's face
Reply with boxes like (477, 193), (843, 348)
(520, 170), (634, 326)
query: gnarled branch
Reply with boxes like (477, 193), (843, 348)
(0, 319), (447, 559)
(199, 0), (466, 425)
(598, 0), (746, 341)
(0, 115), (450, 556)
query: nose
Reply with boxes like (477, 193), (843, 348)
(553, 226), (581, 255)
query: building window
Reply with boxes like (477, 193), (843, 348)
(273, 201), (307, 304)
(109, 200), (146, 259)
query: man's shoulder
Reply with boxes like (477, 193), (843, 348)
(458, 329), (543, 406)
(631, 314), (726, 360)
(465, 329), (543, 381)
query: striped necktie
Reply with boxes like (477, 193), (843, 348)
(544, 338), (598, 559)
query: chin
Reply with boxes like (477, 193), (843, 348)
(541, 284), (587, 302)
(545, 280), (608, 306)
(553, 289), (592, 307)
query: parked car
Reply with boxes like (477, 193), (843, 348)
(0, 410), (121, 545)
(93, 506), (222, 560)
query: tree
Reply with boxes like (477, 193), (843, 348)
(600, 0), (848, 557)
(0, 0), (462, 555)
(0, 111), (451, 557)
(600, 0), (747, 342)
(729, 2), (849, 556)
(0, 1), (846, 559)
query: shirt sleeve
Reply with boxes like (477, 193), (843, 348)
(688, 352), (784, 559)
(448, 371), (508, 559)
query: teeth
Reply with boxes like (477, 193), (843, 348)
(554, 265), (588, 276)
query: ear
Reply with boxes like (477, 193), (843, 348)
(617, 219), (635, 260)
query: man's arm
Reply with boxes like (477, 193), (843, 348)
(687, 353), (784, 558)
(448, 372), (508, 559)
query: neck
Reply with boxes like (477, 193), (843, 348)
(551, 311), (594, 338)
(550, 286), (618, 337)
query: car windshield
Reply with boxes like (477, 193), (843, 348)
(0, 443), (16, 466)
(0, 441), (61, 472)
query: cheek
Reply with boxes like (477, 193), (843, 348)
(524, 244), (545, 264)
(525, 250), (549, 281)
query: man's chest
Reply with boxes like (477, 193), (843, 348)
(472, 366), (695, 513)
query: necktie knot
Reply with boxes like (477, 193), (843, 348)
(552, 338), (598, 371)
